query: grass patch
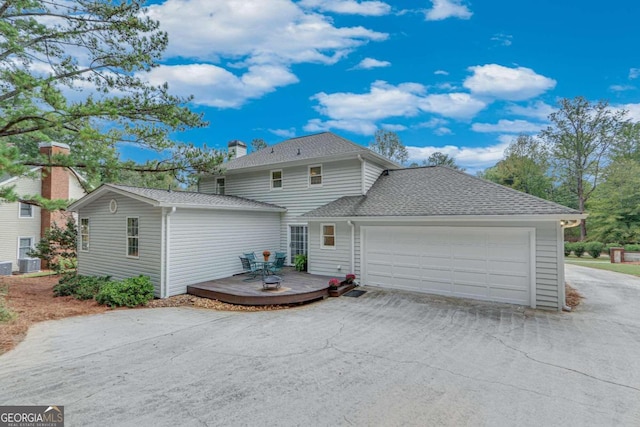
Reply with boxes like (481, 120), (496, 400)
(0, 284), (16, 323)
(565, 259), (640, 277)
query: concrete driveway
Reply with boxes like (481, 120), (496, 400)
(1, 265), (639, 426)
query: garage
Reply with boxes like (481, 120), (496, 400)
(362, 226), (535, 306)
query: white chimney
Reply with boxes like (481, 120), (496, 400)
(228, 140), (247, 158)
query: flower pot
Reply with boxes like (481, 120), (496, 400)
(329, 283), (356, 297)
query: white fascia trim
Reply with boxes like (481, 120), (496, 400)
(304, 214), (587, 222)
(67, 185), (158, 211)
(155, 203), (286, 213)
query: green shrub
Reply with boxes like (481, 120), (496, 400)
(573, 242), (586, 258)
(95, 275), (154, 308)
(564, 242), (573, 257)
(0, 284), (15, 323)
(53, 274), (112, 300)
(585, 242), (604, 258)
(624, 244), (640, 252)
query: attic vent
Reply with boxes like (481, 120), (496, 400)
(297, 148), (301, 155)
(271, 147), (274, 153)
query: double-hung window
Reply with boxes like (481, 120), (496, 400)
(271, 170), (283, 190)
(19, 202), (33, 218)
(216, 178), (225, 195)
(321, 224), (335, 249)
(18, 237), (33, 258)
(309, 165), (322, 186)
(127, 217), (139, 258)
(80, 218), (90, 251)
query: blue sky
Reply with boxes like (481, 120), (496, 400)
(127, 0), (640, 172)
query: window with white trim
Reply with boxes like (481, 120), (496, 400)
(18, 237), (33, 258)
(321, 224), (335, 249)
(309, 165), (322, 186)
(19, 202), (33, 218)
(271, 170), (282, 190)
(80, 218), (90, 251)
(127, 217), (139, 258)
(216, 177), (225, 195)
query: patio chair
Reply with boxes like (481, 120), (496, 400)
(269, 254), (286, 277)
(239, 256), (260, 281)
(243, 252), (257, 262)
(275, 251), (287, 260)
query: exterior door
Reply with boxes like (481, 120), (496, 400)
(289, 225), (308, 264)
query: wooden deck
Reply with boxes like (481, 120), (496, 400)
(187, 268), (332, 306)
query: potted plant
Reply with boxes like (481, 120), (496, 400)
(343, 274), (356, 285)
(262, 250), (271, 261)
(294, 254), (307, 272)
(328, 278), (340, 290)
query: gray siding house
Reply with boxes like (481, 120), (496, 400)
(0, 143), (86, 272)
(69, 132), (584, 309)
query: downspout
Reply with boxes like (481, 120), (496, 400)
(164, 207), (176, 298)
(358, 155), (365, 195)
(347, 220), (355, 275)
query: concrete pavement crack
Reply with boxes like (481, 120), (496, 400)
(487, 333), (640, 394)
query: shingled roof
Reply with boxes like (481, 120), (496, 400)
(69, 184), (285, 212)
(224, 132), (398, 171)
(303, 166), (582, 217)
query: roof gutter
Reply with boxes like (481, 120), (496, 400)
(302, 214), (587, 222)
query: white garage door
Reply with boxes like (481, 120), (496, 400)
(363, 226), (533, 306)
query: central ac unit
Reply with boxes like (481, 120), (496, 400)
(18, 258), (41, 274)
(0, 261), (11, 276)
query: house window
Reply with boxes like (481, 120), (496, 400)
(127, 217), (139, 258)
(309, 165), (322, 186)
(18, 237), (33, 258)
(216, 178), (225, 195)
(80, 218), (90, 251)
(19, 202), (33, 218)
(271, 170), (283, 190)
(321, 224), (335, 249)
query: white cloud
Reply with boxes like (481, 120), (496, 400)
(352, 57), (391, 70)
(299, 0), (391, 15)
(407, 139), (510, 171)
(464, 64), (556, 101)
(425, 0), (472, 21)
(629, 68), (640, 79)
(381, 123), (407, 131)
(419, 93), (487, 119)
(471, 119), (546, 134)
(434, 70), (449, 76)
(491, 33), (513, 47)
(147, 0), (387, 65)
(307, 80), (487, 134)
(269, 128), (297, 138)
(506, 101), (555, 121)
(610, 84), (636, 92)
(434, 127), (452, 136)
(144, 64), (298, 108)
(617, 103), (640, 121)
(311, 80), (427, 121)
(415, 118), (448, 128)
(304, 118), (378, 135)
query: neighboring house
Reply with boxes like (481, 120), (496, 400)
(69, 132), (585, 310)
(0, 142), (86, 272)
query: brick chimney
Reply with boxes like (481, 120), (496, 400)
(38, 142), (71, 237)
(228, 140), (247, 159)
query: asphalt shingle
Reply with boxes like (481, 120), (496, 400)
(303, 166), (581, 217)
(107, 184), (285, 211)
(224, 132), (393, 170)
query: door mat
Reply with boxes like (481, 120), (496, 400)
(344, 289), (366, 298)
